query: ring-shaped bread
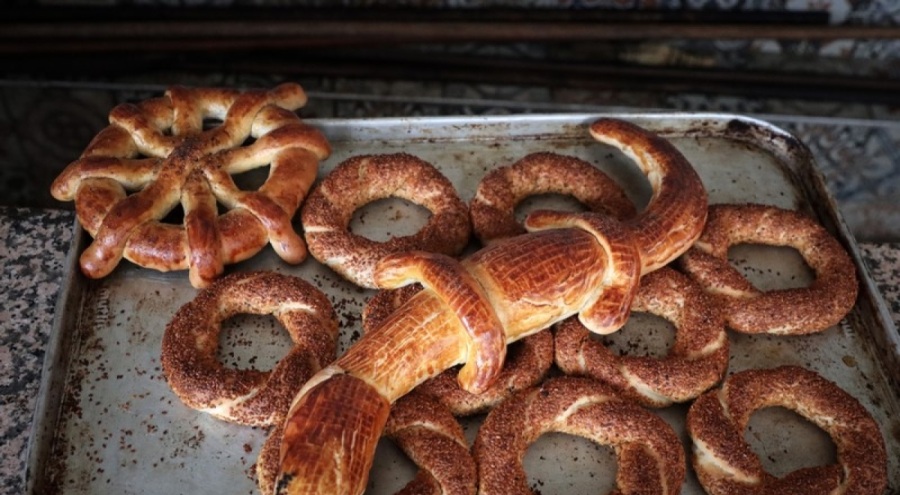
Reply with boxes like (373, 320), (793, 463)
(470, 151), (635, 244)
(257, 392), (476, 495)
(50, 83), (331, 288)
(161, 271), (338, 426)
(687, 366), (887, 495)
(362, 284), (554, 416)
(301, 153), (471, 288)
(554, 267), (729, 407)
(679, 203), (858, 334)
(474, 376), (685, 495)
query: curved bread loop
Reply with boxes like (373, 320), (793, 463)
(555, 267), (729, 407)
(375, 251), (506, 395)
(525, 210), (640, 335)
(301, 153), (471, 288)
(50, 82), (330, 288)
(259, 393), (475, 495)
(383, 393), (477, 495)
(363, 285), (554, 416)
(474, 376), (686, 495)
(589, 118), (708, 273)
(470, 151), (635, 244)
(679, 203), (858, 334)
(161, 271), (339, 426)
(687, 366), (887, 495)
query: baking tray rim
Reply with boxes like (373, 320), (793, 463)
(25, 111), (900, 493)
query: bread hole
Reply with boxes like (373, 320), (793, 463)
(159, 204), (185, 225)
(231, 165), (269, 191)
(594, 152), (652, 213)
(524, 432), (617, 494)
(202, 117), (224, 131)
(728, 244), (814, 292)
(366, 438), (418, 495)
(745, 406), (836, 477)
(350, 198), (432, 242)
(216, 314), (293, 371)
(593, 311), (675, 358)
(514, 193), (587, 224)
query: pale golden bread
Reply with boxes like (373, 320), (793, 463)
(51, 83), (330, 288)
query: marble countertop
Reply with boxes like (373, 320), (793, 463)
(1, 206), (898, 494)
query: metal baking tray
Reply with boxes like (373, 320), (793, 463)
(27, 113), (900, 494)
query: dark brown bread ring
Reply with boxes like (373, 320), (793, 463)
(301, 153), (471, 288)
(470, 151), (636, 244)
(161, 271), (338, 426)
(554, 267), (729, 407)
(679, 203), (858, 334)
(687, 366), (887, 495)
(383, 393), (477, 495)
(258, 393), (476, 495)
(362, 285), (553, 416)
(474, 376), (685, 495)
(50, 83), (330, 288)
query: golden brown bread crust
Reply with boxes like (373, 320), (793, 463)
(555, 267), (729, 407)
(590, 118), (708, 272)
(474, 376), (686, 495)
(259, 392), (476, 495)
(521, 211), (641, 334)
(161, 271), (338, 426)
(277, 118), (709, 494)
(277, 372), (391, 495)
(51, 83), (330, 288)
(375, 251), (507, 394)
(470, 151), (636, 244)
(678, 203), (858, 334)
(300, 153), (471, 288)
(363, 285), (554, 416)
(687, 366), (887, 495)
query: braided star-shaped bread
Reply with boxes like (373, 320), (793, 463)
(51, 83), (330, 288)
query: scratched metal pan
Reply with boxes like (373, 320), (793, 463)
(27, 113), (900, 494)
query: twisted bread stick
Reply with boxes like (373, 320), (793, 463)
(276, 118), (708, 494)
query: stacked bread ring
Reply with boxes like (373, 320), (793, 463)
(474, 376), (686, 495)
(679, 203), (858, 335)
(687, 366), (887, 495)
(50, 89), (889, 495)
(301, 152), (471, 288)
(161, 271), (339, 426)
(554, 266), (729, 408)
(470, 151), (636, 244)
